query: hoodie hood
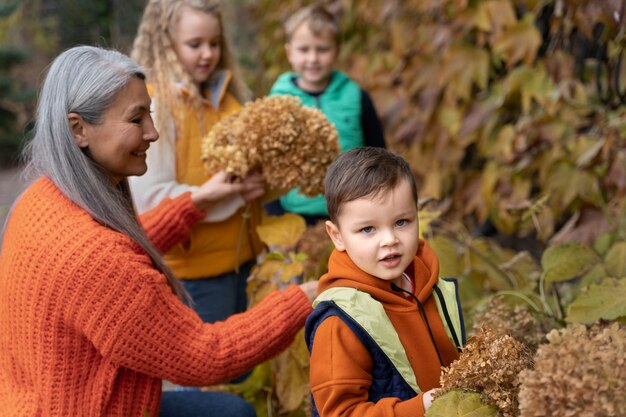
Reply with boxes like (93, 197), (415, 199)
(318, 239), (440, 305)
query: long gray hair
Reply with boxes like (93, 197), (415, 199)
(22, 45), (189, 302)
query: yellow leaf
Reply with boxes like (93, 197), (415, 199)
(252, 259), (283, 281)
(482, 0), (517, 34)
(278, 261), (304, 283)
(427, 235), (460, 278)
(274, 332), (310, 412)
(257, 213), (306, 248)
(502, 65), (553, 114)
(442, 46), (490, 100)
(418, 209), (441, 238)
(490, 124), (515, 163)
(422, 164), (443, 200)
(456, 4), (492, 32)
(480, 160), (500, 208)
(492, 14), (541, 67)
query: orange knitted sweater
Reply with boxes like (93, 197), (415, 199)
(0, 177), (312, 417)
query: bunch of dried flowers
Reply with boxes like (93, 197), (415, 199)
(202, 95), (339, 197)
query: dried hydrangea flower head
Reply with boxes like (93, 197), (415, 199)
(202, 95), (339, 196)
(437, 327), (534, 417)
(518, 322), (626, 417)
(297, 220), (333, 280)
(472, 296), (558, 352)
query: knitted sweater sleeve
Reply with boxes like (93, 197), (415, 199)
(75, 247), (312, 386)
(310, 316), (425, 417)
(137, 192), (205, 254)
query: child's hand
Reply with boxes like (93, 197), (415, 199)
(240, 172), (266, 201)
(422, 388), (438, 411)
(191, 171), (248, 210)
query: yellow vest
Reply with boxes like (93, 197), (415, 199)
(158, 75), (263, 278)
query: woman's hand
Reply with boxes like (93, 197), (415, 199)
(191, 171), (245, 211)
(298, 280), (318, 303)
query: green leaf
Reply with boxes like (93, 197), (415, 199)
(593, 233), (616, 256)
(425, 390), (498, 417)
(567, 278), (626, 324)
(579, 264), (608, 289)
(605, 242), (626, 278)
(541, 242), (600, 282)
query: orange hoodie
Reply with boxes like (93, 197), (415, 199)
(309, 239), (460, 417)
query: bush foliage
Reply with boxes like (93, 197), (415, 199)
(228, 1), (626, 415)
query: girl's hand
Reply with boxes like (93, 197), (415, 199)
(240, 171), (266, 201)
(191, 171), (246, 211)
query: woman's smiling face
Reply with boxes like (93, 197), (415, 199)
(71, 77), (158, 184)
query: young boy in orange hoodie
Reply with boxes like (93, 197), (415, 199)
(305, 147), (465, 417)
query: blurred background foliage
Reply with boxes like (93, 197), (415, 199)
(2, 0), (626, 415)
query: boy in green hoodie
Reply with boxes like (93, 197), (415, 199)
(266, 4), (386, 225)
(304, 147), (465, 417)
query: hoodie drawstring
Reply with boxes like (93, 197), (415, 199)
(391, 282), (444, 367)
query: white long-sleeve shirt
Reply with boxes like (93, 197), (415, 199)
(129, 112), (245, 222)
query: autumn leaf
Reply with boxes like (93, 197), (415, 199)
(278, 259), (304, 283)
(441, 45), (489, 101)
(541, 242), (601, 283)
(604, 241), (626, 278)
(256, 213), (306, 248)
(427, 235), (460, 278)
(491, 14), (542, 67)
(274, 331), (310, 412)
(593, 233), (616, 256)
(252, 259), (283, 281)
(425, 389), (498, 417)
(455, 3), (491, 32)
(567, 278), (626, 324)
(421, 162), (444, 200)
(419, 208), (442, 238)
(501, 65), (553, 113)
(543, 161), (579, 212)
(482, 0), (518, 32)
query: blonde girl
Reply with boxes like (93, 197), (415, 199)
(129, 0), (265, 328)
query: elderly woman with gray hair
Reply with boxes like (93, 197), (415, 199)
(0, 45), (316, 417)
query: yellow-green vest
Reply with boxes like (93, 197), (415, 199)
(310, 281), (465, 393)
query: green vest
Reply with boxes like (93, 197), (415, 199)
(270, 70), (365, 216)
(312, 281), (465, 393)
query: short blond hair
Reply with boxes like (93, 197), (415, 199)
(284, 4), (340, 45)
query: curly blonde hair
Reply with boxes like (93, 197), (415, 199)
(131, 0), (251, 143)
